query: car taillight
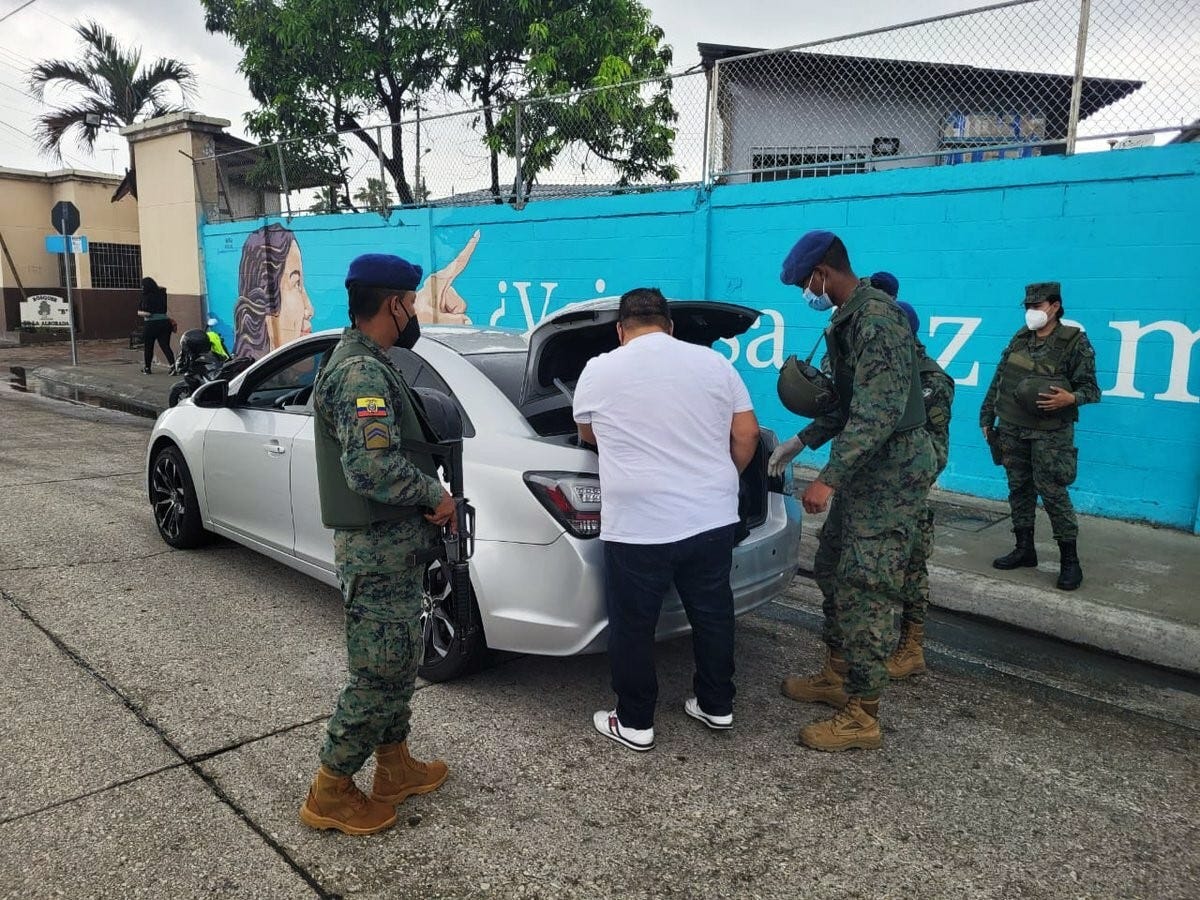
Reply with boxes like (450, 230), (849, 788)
(524, 472), (601, 539)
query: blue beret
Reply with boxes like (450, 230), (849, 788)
(896, 301), (920, 336)
(870, 271), (900, 299)
(345, 253), (423, 291)
(780, 230), (836, 286)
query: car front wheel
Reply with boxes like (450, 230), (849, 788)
(417, 558), (486, 682)
(149, 444), (208, 549)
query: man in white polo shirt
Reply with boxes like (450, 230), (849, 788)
(573, 288), (761, 752)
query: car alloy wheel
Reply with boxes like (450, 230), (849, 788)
(148, 445), (207, 549)
(420, 559), (457, 664)
(417, 557), (485, 683)
(151, 453), (189, 542)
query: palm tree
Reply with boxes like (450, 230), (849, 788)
(28, 20), (196, 161)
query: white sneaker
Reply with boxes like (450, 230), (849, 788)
(592, 709), (655, 752)
(684, 697), (733, 730)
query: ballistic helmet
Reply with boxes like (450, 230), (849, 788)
(412, 387), (463, 442)
(179, 328), (210, 361)
(1014, 374), (1071, 417)
(777, 355), (839, 418)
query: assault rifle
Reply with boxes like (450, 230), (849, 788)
(440, 437), (476, 638)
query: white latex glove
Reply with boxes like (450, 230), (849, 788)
(767, 436), (804, 478)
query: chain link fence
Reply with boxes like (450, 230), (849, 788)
(707, 0), (1197, 183)
(196, 0), (1197, 221)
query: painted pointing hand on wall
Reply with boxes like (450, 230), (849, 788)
(415, 230), (480, 325)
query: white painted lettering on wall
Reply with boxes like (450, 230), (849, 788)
(717, 310), (786, 369)
(1107, 320), (1200, 403)
(929, 316), (982, 387)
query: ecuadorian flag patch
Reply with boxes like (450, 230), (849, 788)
(363, 421), (391, 450)
(356, 397), (388, 418)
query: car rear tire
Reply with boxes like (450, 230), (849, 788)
(417, 558), (486, 682)
(149, 444), (208, 549)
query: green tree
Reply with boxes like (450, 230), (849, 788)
(446, 0), (677, 201)
(353, 176), (393, 212)
(205, 0), (676, 207)
(202, 0), (447, 206)
(28, 20), (196, 161)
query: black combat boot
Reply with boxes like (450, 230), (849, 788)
(993, 527), (1038, 570)
(1056, 540), (1083, 590)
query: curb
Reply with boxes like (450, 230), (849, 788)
(785, 564), (1200, 677)
(928, 562), (1200, 676)
(28, 365), (164, 419)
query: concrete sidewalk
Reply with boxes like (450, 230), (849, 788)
(6, 339), (1199, 676)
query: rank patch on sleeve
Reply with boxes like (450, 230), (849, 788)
(356, 397), (388, 418)
(363, 421), (391, 450)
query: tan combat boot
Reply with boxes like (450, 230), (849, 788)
(781, 650), (849, 708)
(370, 741), (449, 804)
(300, 766), (397, 835)
(886, 623), (927, 680)
(799, 697), (882, 752)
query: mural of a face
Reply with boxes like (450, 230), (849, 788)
(267, 241), (314, 348)
(233, 224), (312, 360)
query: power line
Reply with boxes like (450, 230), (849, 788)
(0, 0), (39, 27)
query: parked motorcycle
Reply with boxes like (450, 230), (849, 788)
(167, 328), (251, 407)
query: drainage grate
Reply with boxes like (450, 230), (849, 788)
(933, 500), (1010, 533)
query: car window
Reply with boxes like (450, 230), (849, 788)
(463, 351), (525, 407)
(241, 343), (332, 410)
(388, 348), (476, 438)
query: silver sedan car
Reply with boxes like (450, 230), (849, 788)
(146, 300), (802, 681)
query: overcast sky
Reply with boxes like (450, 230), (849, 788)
(0, 0), (992, 174)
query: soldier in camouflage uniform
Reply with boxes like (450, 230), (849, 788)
(980, 282), (1099, 592)
(300, 253), (456, 836)
(871, 276), (956, 680)
(768, 232), (935, 752)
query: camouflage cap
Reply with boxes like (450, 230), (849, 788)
(1023, 282), (1062, 306)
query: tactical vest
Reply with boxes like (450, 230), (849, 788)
(314, 337), (440, 529)
(825, 289), (926, 432)
(994, 324), (1081, 431)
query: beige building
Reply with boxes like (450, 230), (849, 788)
(2, 112), (278, 343)
(0, 166), (142, 340)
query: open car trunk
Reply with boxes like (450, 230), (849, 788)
(518, 298), (777, 535)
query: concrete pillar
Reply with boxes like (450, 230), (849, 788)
(120, 113), (232, 332)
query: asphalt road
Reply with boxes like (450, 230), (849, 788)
(1, 385), (1197, 900)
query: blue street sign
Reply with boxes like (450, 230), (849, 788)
(45, 235), (88, 254)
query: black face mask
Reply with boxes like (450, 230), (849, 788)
(391, 305), (421, 350)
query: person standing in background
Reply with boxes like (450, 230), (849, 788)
(137, 277), (175, 375)
(980, 282), (1100, 591)
(870, 272), (955, 679)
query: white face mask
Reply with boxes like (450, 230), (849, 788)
(804, 272), (834, 312)
(1025, 308), (1049, 331)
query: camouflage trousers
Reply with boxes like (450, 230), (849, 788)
(813, 428), (935, 698)
(320, 566), (424, 777)
(997, 423), (1079, 541)
(899, 502), (936, 626)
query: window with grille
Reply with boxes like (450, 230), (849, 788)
(750, 146), (871, 181)
(57, 253), (79, 289)
(88, 242), (143, 289)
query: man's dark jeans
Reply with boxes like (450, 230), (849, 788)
(603, 523), (737, 730)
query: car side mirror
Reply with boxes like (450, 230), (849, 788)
(191, 379), (229, 408)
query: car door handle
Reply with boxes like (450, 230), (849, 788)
(263, 441), (287, 456)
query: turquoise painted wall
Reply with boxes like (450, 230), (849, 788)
(200, 144), (1200, 532)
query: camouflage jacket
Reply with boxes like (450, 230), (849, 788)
(313, 329), (443, 575)
(917, 342), (955, 476)
(798, 280), (924, 489)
